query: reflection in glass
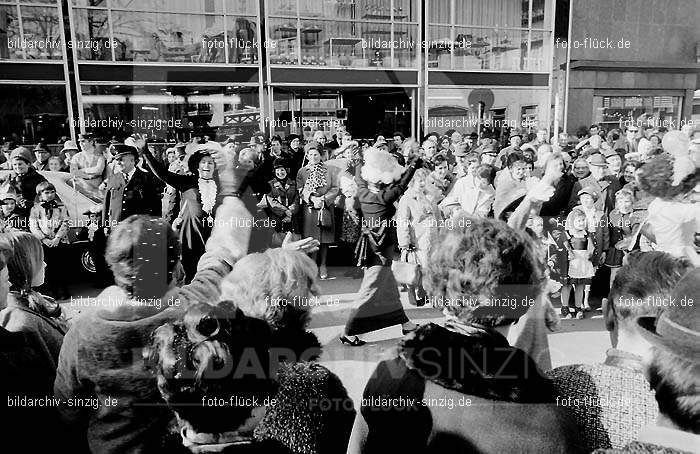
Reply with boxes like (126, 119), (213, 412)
(110, 0), (223, 14)
(21, 6), (63, 60)
(227, 0), (257, 15)
(268, 17), (298, 64)
(72, 8), (110, 60)
(0, 5), (21, 60)
(227, 15), (258, 64)
(0, 85), (69, 144)
(111, 11), (224, 62)
(80, 85), (260, 141)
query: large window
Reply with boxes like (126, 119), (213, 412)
(0, 0), (63, 60)
(0, 84), (69, 143)
(267, 0), (418, 68)
(427, 0), (551, 72)
(426, 87), (549, 143)
(71, 0), (259, 63)
(593, 95), (683, 131)
(79, 84), (260, 140)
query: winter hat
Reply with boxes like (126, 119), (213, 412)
(10, 147), (33, 164)
(361, 147), (405, 185)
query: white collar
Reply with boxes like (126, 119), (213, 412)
(124, 167), (137, 180)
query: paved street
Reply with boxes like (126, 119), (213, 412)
(62, 265), (611, 406)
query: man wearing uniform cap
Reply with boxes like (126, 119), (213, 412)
(569, 152), (621, 214)
(33, 142), (52, 171)
(103, 144), (160, 226)
(0, 147), (47, 217)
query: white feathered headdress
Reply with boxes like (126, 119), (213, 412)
(361, 147), (404, 185)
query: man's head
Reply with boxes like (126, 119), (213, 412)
(509, 131), (522, 147)
(536, 128), (547, 143)
(106, 216), (181, 300)
(589, 124), (599, 136)
(605, 251), (692, 346)
(450, 131), (462, 146)
(270, 136), (282, 157)
(587, 153), (608, 180)
(393, 132), (404, 148)
(289, 136), (300, 151)
(34, 144), (51, 163)
(625, 126), (639, 142)
(480, 148), (497, 166)
(113, 151), (136, 174)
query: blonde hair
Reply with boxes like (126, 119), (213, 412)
(221, 248), (320, 330)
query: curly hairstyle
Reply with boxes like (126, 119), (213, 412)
(144, 302), (277, 434)
(638, 153), (700, 199)
(423, 217), (546, 327)
(221, 248), (320, 332)
(105, 215), (181, 300)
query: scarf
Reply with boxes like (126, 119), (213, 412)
(198, 178), (218, 214)
(40, 200), (60, 219)
(303, 163), (327, 196)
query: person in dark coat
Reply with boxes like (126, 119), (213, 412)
(0, 147), (47, 217)
(77, 205), (112, 287)
(347, 217), (583, 454)
(142, 140), (225, 283)
(102, 144), (161, 228)
(569, 153), (621, 214)
(340, 147), (421, 346)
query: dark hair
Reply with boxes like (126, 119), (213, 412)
(608, 251), (692, 329)
(392, 132), (405, 140)
(424, 217), (545, 327)
(623, 160), (642, 171)
(35, 181), (56, 195)
(145, 303), (277, 434)
(647, 346), (700, 434)
(475, 164), (495, 184)
(106, 216), (181, 300)
(506, 152), (526, 168)
(444, 129), (456, 137)
(589, 124), (599, 130)
(270, 135), (282, 144)
(432, 154), (448, 166)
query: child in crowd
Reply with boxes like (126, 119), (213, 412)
(77, 205), (112, 287)
(28, 181), (70, 299)
(576, 187), (608, 310)
(604, 189), (634, 285)
(259, 159), (300, 247)
(47, 156), (65, 172)
(0, 192), (28, 232)
(564, 208), (595, 319)
(546, 218), (572, 316)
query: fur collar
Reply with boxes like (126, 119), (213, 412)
(398, 323), (553, 403)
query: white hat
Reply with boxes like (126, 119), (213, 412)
(361, 147), (404, 184)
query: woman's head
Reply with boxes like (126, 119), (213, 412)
(145, 303), (277, 435)
(165, 148), (177, 164)
(623, 160), (641, 184)
(5, 232), (45, 291)
(475, 164), (495, 189)
(106, 216), (181, 299)
(572, 158), (590, 179)
(423, 217), (545, 327)
(221, 249), (320, 332)
(439, 136), (451, 150)
(305, 147), (322, 166)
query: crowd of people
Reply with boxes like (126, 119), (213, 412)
(0, 120), (698, 453)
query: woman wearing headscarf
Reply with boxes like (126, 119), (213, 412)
(296, 143), (338, 279)
(340, 148), (422, 346)
(141, 139), (224, 283)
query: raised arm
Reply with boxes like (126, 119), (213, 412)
(141, 144), (191, 190)
(378, 159), (422, 205)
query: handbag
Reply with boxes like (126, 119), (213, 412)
(392, 248), (421, 286)
(316, 200), (332, 228)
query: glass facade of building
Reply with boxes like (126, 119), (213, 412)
(0, 0), (556, 143)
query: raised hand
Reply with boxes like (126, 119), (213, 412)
(282, 232), (320, 254)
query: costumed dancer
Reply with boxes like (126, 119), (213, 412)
(141, 139), (223, 283)
(637, 131), (700, 266)
(258, 158), (300, 247)
(340, 147), (422, 346)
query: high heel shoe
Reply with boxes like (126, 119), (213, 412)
(339, 335), (366, 346)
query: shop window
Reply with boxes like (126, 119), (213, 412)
(0, 1), (63, 61)
(593, 95), (683, 131)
